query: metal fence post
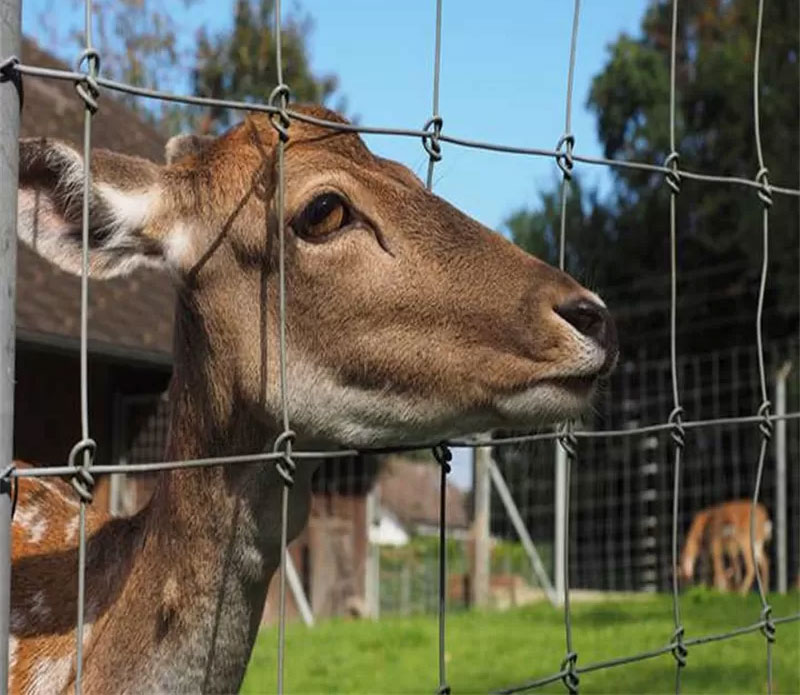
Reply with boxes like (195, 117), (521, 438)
(554, 440), (567, 604)
(0, 0), (21, 690)
(774, 361), (791, 594)
(365, 481), (380, 619)
(471, 441), (491, 608)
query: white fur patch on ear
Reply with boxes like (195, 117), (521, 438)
(95, 183), (156, 232)
(163, 221), (195, 268)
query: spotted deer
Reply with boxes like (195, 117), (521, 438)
(11, 105), (617, 693)
(679, 500), (772, 594)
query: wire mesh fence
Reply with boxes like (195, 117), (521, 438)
(1, 0), (799, 693)
(493, 338), (800, 595)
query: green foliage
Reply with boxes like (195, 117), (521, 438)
(491, 539), (553, 584)
(378, 537), (469, 615)
(506, 0), (800, 356)
(48, 0), (340, 134)
(38, 0), (195, 122)
(242, 592), (800, 693)
(191, 0), (340, 133)
(379, 536), (467, 574)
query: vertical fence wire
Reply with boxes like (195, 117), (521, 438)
(433, 445), (452, 695)
(270, 0), (294, 691)
(72, 0), (99, 690)
(0, 0), (21, 689)
(556, 2), (581, 693)
(1, 1), (800, 693)
(424, 3), (449, 692)
(750, 1), (776, 691)
(665, 1), (688, 692)
(425, 0), (443, 192)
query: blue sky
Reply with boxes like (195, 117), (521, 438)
(21, 0), (651, 488)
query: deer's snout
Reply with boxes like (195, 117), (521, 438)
(555, 297), (618, 370)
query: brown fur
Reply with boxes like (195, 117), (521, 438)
(12, 105), (616, 692)
(679, 500), (772, 594)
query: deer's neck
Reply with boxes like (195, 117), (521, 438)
(86, 313), (314, 693)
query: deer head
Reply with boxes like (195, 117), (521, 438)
(17, 105), (616, 450)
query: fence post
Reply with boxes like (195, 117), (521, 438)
(554, 440), (567, 604)
(364, 484), (380, 618)
(471, 441), (491, 608)
(774, 361), (791, 594)
(0, 0), (21, 689)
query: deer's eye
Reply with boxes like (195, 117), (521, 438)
(293, 192), (350, 239)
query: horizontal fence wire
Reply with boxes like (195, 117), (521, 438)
(2, 60), (800, 198)
(1, 0), (799, 692)
(6, 412), (800, 480)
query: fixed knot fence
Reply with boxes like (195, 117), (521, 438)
(0, 0), (799, 694)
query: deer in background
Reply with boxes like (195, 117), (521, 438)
(11, 105), (617, 693)
(679, 500), (772, 595)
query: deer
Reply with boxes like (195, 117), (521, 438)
(679, 500), (772, 595)
(10, 104), (617, 693)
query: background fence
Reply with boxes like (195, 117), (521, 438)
(105, 335), (799, 620)
(1, 0), (799, 693)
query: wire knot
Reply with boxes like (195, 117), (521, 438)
(422, 116), (443, 162)
(74, 49), (101, 113)
(664, 152), (681, 194)
(272, 430), (296, 487)
(560, 651), (579, 694)
(0, 55), (19, 80)
(670, 626), (688, 668)
(68, 438), (96, 503)
(436, 685), (451, 695)
(755, 167), (772, 208)
(760, 605), (776, 643)
(432, 443), (452, 473)
(555, 133), (575, 180)
(558, 425), (578, 460)
(0, 464), (18, 520)
(268, 84), (292, 142)
(1, 55), (23, 110)
(756, 401), (773, 441)
(668, 406), (685, 449)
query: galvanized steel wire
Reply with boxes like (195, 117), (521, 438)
(0, 0), (799, 693)
(555, 3), (581, 693)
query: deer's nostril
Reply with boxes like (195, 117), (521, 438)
(555, 298), (611, 347)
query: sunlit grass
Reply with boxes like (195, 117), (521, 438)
(242, 591), (800, 694)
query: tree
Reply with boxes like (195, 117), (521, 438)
(505, 0), (799, 357)
(191, 0), (341, 133)
(39, 0), (341, 134)
(32, 0), (194, 122)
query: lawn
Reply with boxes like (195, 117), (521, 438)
(242, 591), (800, 694)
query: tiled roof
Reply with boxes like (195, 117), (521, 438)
(378, 456), (469, 529)
(16, 38), (175, 361)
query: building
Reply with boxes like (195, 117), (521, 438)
(372, 455), (469, 544)
(13, 38), (380, 622)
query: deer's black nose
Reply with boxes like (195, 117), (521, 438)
(555, 298), (615, 351)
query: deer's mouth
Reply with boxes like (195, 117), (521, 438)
(546, 374), (599, 395)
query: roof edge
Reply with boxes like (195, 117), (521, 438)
(16, 328), (173, 368)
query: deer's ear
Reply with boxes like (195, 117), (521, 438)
(165, 134), (215, 165)
(17, 138), (168, 279)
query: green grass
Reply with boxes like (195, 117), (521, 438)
(242, 591), (800, 694)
